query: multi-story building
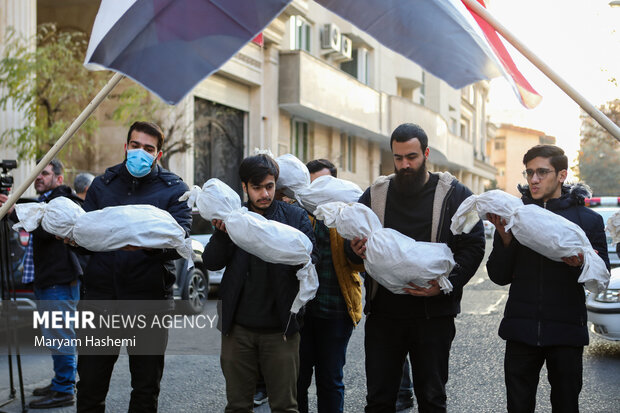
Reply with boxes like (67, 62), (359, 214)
(1, 0), (496, 196)
(487, 123), (556, 196)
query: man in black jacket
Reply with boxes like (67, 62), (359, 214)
(486, 144), (609, 413)
(1, 159), (82, 409)
(75, 121), (191, 413)
(347, 123), (485, 413)
(203, 154), (318, 412)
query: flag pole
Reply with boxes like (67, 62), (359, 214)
(462, 0), (620, 143)
(0, 72), (124, 220)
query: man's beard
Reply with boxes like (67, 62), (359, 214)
(393, 159), (428, 195)
(248, 195), (273, 213)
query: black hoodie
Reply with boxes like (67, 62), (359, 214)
(486, 183), (610, 347)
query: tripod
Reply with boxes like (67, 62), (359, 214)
(0, 214), (26, 413)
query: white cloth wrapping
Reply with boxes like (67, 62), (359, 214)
(13, 196), (84, 238)
(296, 175), (363, 215)
(451, 190), (610, 293)
(13, 198), (193, 265)
(180, 178), (319, 314)
(607, 209), (620, 245)
(275, 154), (363, 213)
(72, 205), (194, 262)
(450, 190), (523, 234)
(275, 154), (310, 199)
(315, 202), (455, 294)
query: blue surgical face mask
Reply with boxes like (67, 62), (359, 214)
(126, 148), (156, 178)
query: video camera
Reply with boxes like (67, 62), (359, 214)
(0, 159), (17, 196)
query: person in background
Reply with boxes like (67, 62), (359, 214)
(0, 159), (82, 409)
(297, 158), (363, 413)
(73, 172), (95, 201)
(486, 144), (610, 412)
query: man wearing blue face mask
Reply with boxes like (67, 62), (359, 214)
(75, 121), (191, 413)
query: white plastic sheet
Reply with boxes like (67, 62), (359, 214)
(72, 205), (193, 262)
(451, 190), (610, 293)
(275, 154), (363, 213)
(607, 209), (620, 245)
(13, 197), (193, 263)
(13, 197), (84, 238)
(315, 202), (455, 294)
(180, 178), (318, 313)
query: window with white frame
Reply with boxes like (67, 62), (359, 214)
(291, 120), (309, 162)
(290, 15), (311, 52)
(340, 47), (369, 85)
(419, 71), (426, 105)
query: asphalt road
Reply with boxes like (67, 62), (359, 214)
(1, 239), (619, 412)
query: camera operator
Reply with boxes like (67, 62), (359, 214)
(0, 158), (82, 409)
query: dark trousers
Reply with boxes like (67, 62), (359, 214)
(76, 315), (168, 413)
(297, 315), (354, 413)
(364, 314), (455, 413)
(221, 324), (300, 413)
(504, 340), (583, 413)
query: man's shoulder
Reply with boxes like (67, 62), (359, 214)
(156, 167), (186, 187)
(275, 201), (309, 224)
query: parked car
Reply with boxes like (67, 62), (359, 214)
(586, 266), (620, 341)
(586, 202), (620, 268)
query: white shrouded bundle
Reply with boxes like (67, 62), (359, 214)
(607, 209), (620, 245)
(13, 197), (193, 264)
(451, 190), (610, 293)
(13, 197), (84, 239)
(72, 205), (193, 262)
(450, 190), (523, 235)
(180, 178), (318, 313)
(314, 201), (456, 294)
(275, 154), (363, 214)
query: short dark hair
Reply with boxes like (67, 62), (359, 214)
(127, 121), (165, 151)
(239, 154), (279, 186)
(36, 158), (63, 176)
(522, 145), (568, 171)
(74, 172), (95, 193)
(306, 159), (337, 177)
(390, 123), (428, 151)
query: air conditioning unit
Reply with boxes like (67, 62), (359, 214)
(321, 23), (341, 54)
(338, 35), (353, 61)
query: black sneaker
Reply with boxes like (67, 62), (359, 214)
(395, 396), (414, 412)
(29, 391), (75, 409)
(253, 390), (268, 406)
(32, 383), (53, 397)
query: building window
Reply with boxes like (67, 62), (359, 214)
(494, 140), (505, 150)
(450, 117), (458, 135)
(460, 117), (471, 142)
(340, 47), (369, 85)
(340, 133), (356, 172)
(290, 16), (311, 52)
(291, 120), (309, 161)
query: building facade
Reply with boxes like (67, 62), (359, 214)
(1, 0), (496, 196)
(487, 123), (556, 196)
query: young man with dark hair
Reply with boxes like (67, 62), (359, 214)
(204, 154), (319, 412)
(486, 144), (609, 412)
(297, 159), (362, 413)
(0, 159), (82, 409)
(75, 121), (191, 412)
(347, 123), (485, 412)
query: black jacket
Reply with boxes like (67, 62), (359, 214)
(347, 173), (486, 318)
(203, 200), (319, 337)
(80, 162), (191, 307)
(22, 185), (83, 289)
(486, 184), (610, 347)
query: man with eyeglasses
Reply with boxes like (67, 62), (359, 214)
(486, 144), (609, 413)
